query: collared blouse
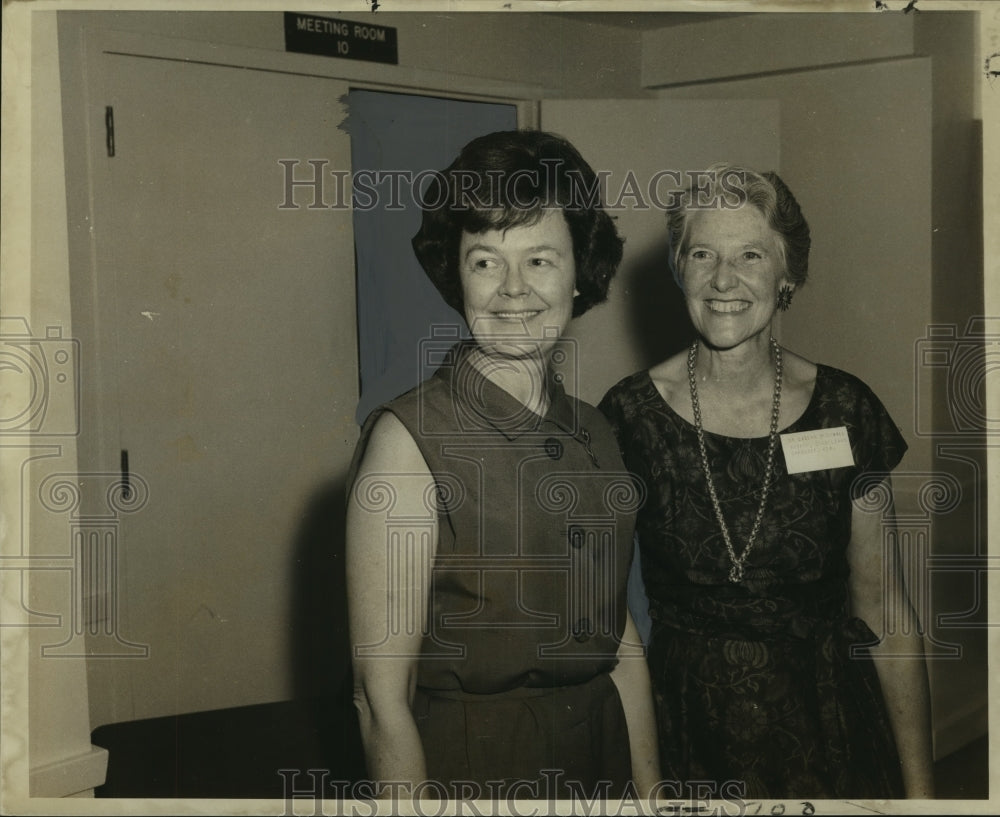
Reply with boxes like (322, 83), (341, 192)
(349, 342), (640, 694)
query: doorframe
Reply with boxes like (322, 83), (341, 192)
(83, 27), (543, 125)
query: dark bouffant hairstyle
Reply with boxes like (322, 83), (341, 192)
(411, 130), (624, 318)
(666, 163), (811, 287)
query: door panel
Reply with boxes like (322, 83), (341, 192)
(89, 53), (356, 722)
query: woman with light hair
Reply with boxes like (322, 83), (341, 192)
(600, 164), (934, 799)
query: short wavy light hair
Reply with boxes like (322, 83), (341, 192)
(666, 163), (811, 287)
(411, 130), (624, 319)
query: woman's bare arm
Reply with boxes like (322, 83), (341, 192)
(346, 412), (438, 793)
(609, 610), (661, 798)
(848, 476), (935, 798)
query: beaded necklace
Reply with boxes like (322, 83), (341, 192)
(687, 337), (782, 583)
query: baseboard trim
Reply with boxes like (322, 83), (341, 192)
(29, 744), (108, 797)
(933, 695), (988, 761)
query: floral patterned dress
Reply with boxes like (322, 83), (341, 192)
(599, 364), (907, 799)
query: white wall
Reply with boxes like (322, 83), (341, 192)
(1, 7), (108, 801)
(642, 11), (916, 86)
(912, 11), (987, 760)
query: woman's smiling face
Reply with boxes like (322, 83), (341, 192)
(679, 205), (791, 351)
(458, 208), (577, 361)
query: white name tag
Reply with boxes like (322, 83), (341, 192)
(780, 426), (855, 474)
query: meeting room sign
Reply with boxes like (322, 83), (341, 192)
(284, 12), (398, 65)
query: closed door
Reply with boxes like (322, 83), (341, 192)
(86, 50), (357, 723)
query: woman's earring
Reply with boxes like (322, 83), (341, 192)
(776, 285), (794, 312)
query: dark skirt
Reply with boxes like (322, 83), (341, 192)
(413, 672), (631, 800)
(649, 616), (905, 799)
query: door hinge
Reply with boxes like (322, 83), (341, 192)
(105, 106), (115, 157)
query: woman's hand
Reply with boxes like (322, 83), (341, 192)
(609, 610), (661, 800)
(346, 412), (438, 794)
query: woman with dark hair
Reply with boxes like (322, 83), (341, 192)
(599, 164), (934, 799)
(346, 130), (659, 800)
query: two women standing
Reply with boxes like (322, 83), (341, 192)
(346, 135), (934, 801)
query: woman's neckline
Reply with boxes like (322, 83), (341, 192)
(643, 363), (825, 441)
(444, 340), (567, 429)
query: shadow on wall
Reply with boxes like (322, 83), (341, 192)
(289, 474), (367, 780)
(627, 235), (695, 370)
